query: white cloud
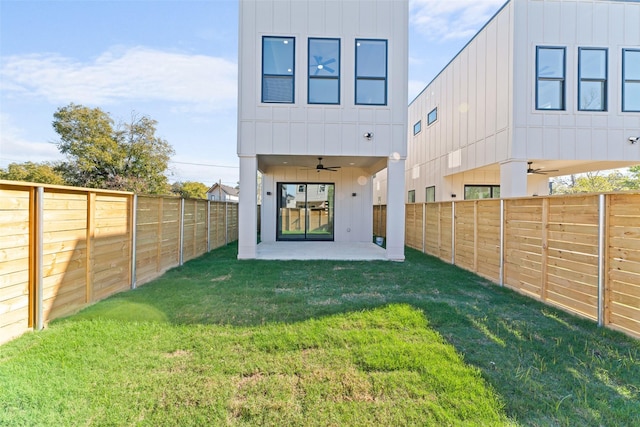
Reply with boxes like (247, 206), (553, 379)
(0, 113), (62, 167)
(0, 46), (237, 112)
(410, 0), (505, 41)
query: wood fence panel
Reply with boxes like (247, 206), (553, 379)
(182, 200), (196, 262)
(545, 195), (599, 320)
(439, 203), (453, 262)
(454, 201), (475, 272)
(161, 199), (181, 268)
(228, 203), (239, 242)
(425, 203), (439, 256)
(476, 200), (501, 281)
(41, 191), (87, 321)
(194, 200), (208, 258)
(0, 187), (31, 343)
(404, 204), (422, 251)
(92, 194), (131, 302)
(135, 197), (162, 285)
(607, 193), (640, 338)
(504, 198), (544, 299)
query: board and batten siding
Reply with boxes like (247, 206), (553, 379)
(512, 0), (640, 162)
(238, 0), (408, 159)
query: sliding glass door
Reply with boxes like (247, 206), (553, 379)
(277, 183), (334, 241)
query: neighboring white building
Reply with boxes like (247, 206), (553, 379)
(206, 182), (239, 203)
(375, 0), (640, 204)
(237, 0), (408, 259)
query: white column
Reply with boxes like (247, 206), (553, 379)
(500, 159), (528, 198)
(386, 158), (405, 261)
(238, 155), (257, 259)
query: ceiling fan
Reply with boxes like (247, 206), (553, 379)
(311, 55), (336, 75)
(305, 157), (341, 172)
(527, 161), (559, 175)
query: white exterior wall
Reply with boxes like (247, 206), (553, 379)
(392, 0), (640, 204)
(512, 0), (640, 163)
(238, 0), (408, 159)
(402, 1), (514, 202)
(238, 0), (408, 258)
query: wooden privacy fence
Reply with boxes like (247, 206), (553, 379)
(403, 193), (640, 339)
(0, 181), (238, 344)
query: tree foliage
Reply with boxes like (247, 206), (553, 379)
(52, 103), (174, 194)
(552, 170), (633, 194)
(0, 162), (66, 185)
(171, 181), (209, 199)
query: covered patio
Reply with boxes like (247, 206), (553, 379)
(255, 241), (387, 261)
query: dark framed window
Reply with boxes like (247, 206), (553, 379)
(425, 186), (435, 202)
(579, 48), (607, 111)
(408, 190), (415, 203)
(464, 185), (500, 200)
(413, 120), (421, 135)
(623, 48), (640, 112)
(262, 36), (295, 103)
(355, 39), (387, 105)
(536, 46), (566, 110)
(308, 38), (340, 104)
(427, 107), (437, 125)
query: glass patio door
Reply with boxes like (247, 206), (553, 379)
(277, 183), (334, 241)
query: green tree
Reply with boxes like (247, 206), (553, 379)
(52, 103), (174, 194)
(552, 171), (630, 194)
(171, 181), (209, 199)
(0, 161), (66, 185)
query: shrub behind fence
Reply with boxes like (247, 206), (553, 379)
(0, 181), (238, 344)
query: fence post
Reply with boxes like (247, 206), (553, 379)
(422, 203), (426, 253)
(179, 198), (185, 266)
(86, 192), (96, 304)
(34, 187), (44, 331)
(130, 194), (137, 289)
(207, 200), (211, 252)
(597, 194), (606, 327)
(451, 201), (456, 265)
(225, 202), (229, 245)
(499, 199), (505, 287)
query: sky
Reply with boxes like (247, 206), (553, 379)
(0, 0), (506, 187)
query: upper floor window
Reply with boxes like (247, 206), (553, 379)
(579, 48), (607, 111)
(413, 120), (421, 135)
(623, 49), (640, 112)
(308, 38), (340, 104)
(427, 107), (437, 125)
(262, 36), (294, 103)
(408, 190), (416, 203)
(355, 39), (387, 105)
(536, 46), (566, 110)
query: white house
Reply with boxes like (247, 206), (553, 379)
(237, 0), (408, 259)
(207, 182), (239, 203)
(375, 0), (640, 204)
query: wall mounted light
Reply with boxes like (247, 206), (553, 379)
(266, 191), (272, 195)
(352, 193), (357, 197)
(363, 132), (373, 140)
(629, 136), (639, 144)
(451, 193), (457, 198)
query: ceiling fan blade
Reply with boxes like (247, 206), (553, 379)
(323, 66), (335, 73)
(322, 58), (336, 66)
(314, 68), (320, 75)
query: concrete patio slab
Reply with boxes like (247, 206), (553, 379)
(255, 241), (387, 261)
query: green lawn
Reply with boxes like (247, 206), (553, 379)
(1, 244), (639, 426)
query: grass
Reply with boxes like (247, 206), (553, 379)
(1, 244), (639, 426)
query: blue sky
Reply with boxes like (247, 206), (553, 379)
(0, 0), (505, 187)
